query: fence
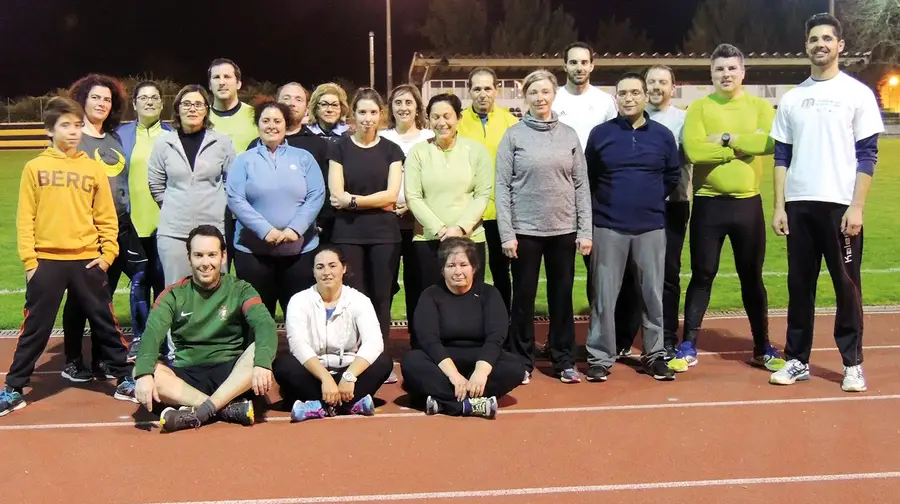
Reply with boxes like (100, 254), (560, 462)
(1, 96), (180, 124)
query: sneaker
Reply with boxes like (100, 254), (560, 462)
(585, 365), (609, 382)
(616, 347), (633, 360)
(663, 343), (678, 361)
(769, 359), (810, 385)
(93, 361), (116, 381)
(217, 398), (255, 425)
(425, 396), (441, 415)
(841, 365), (867, 392)
(114, 377), (138, 403)
(290, 400), (334, 422)
(61, 360), (93, 383)
(384, 370), (399, 384)
(559, 368), (581, 383)
(349, 394), (375, 416)
(668, 341), (698, 371)
(750, 344), (787, 371)
(463, 396), (498, 419)
(0, 386), (26, 417)
(159, 407), (201, 432)
(646, 359), (675, 381)
(126, 337), (141, 363)
(668, 357), (690, 373)
(522, 370), (531, 385)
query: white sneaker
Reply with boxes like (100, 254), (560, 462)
(769, 359), (810, 385)
(841, 365), (867, 392)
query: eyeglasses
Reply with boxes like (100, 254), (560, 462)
(317, 102), (340, 109)
(137, 96), (161, 103)
(179, 101), (207, 111)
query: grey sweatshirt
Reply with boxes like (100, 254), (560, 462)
(648, 105), (692, 202)
(148, 129), (235, 239)
(79, 132), (130, 218)
(494, 112), (592, 244)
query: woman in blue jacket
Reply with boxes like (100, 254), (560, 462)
(226, 101), (326, 315)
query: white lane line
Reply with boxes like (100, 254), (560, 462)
(1, 394), (898, 432)
(141, 471), (900, 503)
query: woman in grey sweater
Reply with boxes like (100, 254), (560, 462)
(495, 69), (592, 385)
(148, 85), (235, 285)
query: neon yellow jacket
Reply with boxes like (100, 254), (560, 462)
(457, 106), (519, 220)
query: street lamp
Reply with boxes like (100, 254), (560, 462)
(386, 0), (393, 92)
(889, 75), (899, 111)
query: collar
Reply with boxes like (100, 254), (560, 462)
(614, 111), (651, 131)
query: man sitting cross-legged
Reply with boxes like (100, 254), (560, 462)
(132, 225), (278, 432)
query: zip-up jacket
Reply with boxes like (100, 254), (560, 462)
(457, 106), (519, 221)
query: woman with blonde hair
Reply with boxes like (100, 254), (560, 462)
(307, 82), (351, 141)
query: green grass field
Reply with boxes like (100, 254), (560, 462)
(1, 141), (899, 329)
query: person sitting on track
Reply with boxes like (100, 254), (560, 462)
(132, 225), (278, 433)
(400, 237), (526, 419)
(273, 246), (393, 422)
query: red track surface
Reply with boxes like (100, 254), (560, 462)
(2, 311), (899, 504)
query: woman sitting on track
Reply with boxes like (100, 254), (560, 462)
(272, 246), (394, 422)
(400, 237), (525, 419)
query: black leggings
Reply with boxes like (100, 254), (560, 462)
(483, 221), (511, 312)
(339, 243), (401, 341)
(233, 249), (317, 316)
(392, 228), (422, 340)
(682, 195), (769, 353)
(272, 352), (394, 405)
(400, 347), (525, 416)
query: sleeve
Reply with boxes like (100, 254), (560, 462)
(220, 138), (236, 181)
(855, 134), (879, 176)
(682, 100), (737, 164)
(388, 141), (406, 164)
(133, 288), (176, 377)
(584, 126), (601, 185)
(240, 283), (278, 369)
(853, 89), (886, 142)
(147, 141), (168, 204)
(350, 292), (385, 365)
(92, 167), (120, 266)
(663, 131), (681, 196)
(284, 293), (319, 365)
(16, 166), (38, 270)
(729, 99), (775, 156)
(453, 144), (493, 235)
(571, 138), (592, 241)
(493, 131), (517, 244)
(769, 100), (793, 144)
(477, 287), (509, 366)
(604, 93), (619, 122)
(225, 154), (274, 239)
(288, 151), (326, 235)
(404, 145), (446, 237)
(774, 141), (793, 169)
(413, 287), (450, 364)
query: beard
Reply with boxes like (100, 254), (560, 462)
(810, 50), (838, 67)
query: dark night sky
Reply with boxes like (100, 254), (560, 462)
(0, 0), (701, 98)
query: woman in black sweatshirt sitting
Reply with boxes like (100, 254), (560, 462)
(400, 237), (526, 419)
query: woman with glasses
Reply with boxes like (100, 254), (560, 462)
(307, 83), (350, 142)
(148, 85), (236, 285)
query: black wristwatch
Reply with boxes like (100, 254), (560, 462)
(349, 196), (358, 210)
(721, 133), (731, 147)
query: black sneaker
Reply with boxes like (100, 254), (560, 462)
(585, 365), (610, 382)
(61, 360), (93, 383)
(92, 361), (115, 381)
(664, 343), (678, 361)
(216, 398), (255, 426)
(159, 407), (202, 433)
(646, 359), (675, 381)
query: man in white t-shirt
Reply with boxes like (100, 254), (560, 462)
(768, 13), (884, 392)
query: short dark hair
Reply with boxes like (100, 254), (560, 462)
(131, 80), (161, 103)
(253, 100), (294, 129)
(387, 84), (427, 129)
(563, 42), (594, 63)
(68, 74), (127, 132)
(645, 65), (676, 84)
(186, 225), (226, 253)
(805, 13), (843, 40)
(467, 67), (497, 89)
(710, 43), (746, 66)
(171, 84), (212, 132)
(43, 97), (84, 130)
(426, 93), (463, 119)
(616, 72), (647, 93)
(207, 58), (242, 83)
(437, 237), (480, 272)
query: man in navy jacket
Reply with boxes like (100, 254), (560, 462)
(583, 72), (680, 383)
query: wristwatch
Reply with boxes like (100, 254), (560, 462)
(342, 371), (357, 383)
(721, 133), (731, 147)
(349, 196), (358, 210)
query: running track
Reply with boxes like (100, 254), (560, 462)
(2, 310), (899, 503)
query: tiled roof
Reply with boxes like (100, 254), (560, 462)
(413, 51), (872, 59)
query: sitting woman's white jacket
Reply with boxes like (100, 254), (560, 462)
(285, 285), (385, 370)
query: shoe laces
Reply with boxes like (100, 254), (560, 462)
(0, 387), (16, 402)
(845, 365), (864, 379)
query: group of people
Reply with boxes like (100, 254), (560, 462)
(0, 13), (882, 429)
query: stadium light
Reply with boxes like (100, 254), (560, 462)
(889, 76), (899, 87)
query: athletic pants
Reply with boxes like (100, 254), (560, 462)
(506, 233), (576, 373)
(785, 201), (864, 367)
(140, 233), (166, 302)
(401, 347), (525, 415)
(483, 220), (511, 312)
(682, 195), (770, 354)
(392, 229), (421, 341)
(6, 259), (132, 390)
(234, 249), (317, 317)
(339, 243), (400, 342)
(272, 352), (394, 405)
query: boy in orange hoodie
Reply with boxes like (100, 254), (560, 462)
(0, 97), (136, 417)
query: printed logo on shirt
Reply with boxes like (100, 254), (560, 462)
(180, 311), (193, 318)
(36, 170), (96, 193)
(289, 164), (297, 170)
(219, 304), (228, 320)
(91, 147), (126, 177)
(843, 236), (853, 264)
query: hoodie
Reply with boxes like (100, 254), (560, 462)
(16, 148), (119, 270)
(494, 112), (592, 244)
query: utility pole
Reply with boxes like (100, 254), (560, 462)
(369, 31), (375, 88)
(386, 0), (393, 92)
(829, 0), (834, 15)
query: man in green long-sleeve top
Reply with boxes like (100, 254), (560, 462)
(132, 225), (278, 433)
